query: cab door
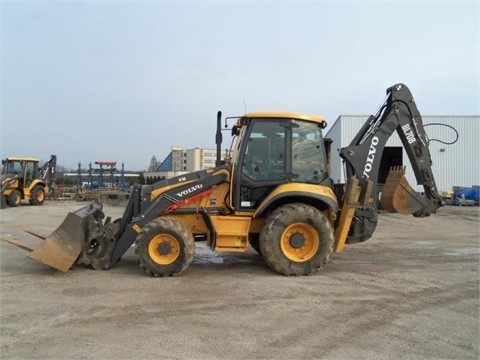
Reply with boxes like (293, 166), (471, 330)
(24, 161), (38, 188)
(233, 118), (289, 210)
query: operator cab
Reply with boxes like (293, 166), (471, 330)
(1, 158), (39, 188)
(232, 112), (330, 210)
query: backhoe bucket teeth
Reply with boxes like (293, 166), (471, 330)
(28, 203), (105, 272)
(380, 167), (429, 215)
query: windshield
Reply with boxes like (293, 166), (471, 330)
(5, 161), (24, 174)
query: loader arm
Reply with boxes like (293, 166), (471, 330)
(26, 169), (228, 272)
(337, 83), (444, 244)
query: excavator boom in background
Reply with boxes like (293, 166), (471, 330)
(2, 84), (444, 276)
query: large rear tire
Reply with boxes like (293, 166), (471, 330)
(29, 185), (45, 205)
(135, 218), (195, 277)
(260, 203), (334, 276)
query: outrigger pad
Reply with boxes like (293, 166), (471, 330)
(380, 167), (429, 215)
(28, 203), (104, 272)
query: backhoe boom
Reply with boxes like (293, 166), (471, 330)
(338, 83), (444, 244)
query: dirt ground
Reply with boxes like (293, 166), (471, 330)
(0, 201), (478, 359)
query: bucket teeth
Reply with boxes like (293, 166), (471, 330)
(380, 167), (429, 215)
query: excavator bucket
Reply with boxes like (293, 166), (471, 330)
(28, 203), (105, 272)
(380, 167), (429, 215)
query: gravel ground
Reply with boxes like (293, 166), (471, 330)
(0, 201), (479, 359)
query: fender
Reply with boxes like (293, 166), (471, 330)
(253, 183), (339, 219)
(24, 179), (47, 198)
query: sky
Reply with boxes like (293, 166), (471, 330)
(1, 0), (478, 171)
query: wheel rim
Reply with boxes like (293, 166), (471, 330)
(37, 189), (45, 202)
(14, 192), (21, 205)
(280, 222), (319, 262)
(148, 234), (180, 265)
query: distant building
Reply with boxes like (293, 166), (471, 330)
(326, 115), (479, 193)
(143, 146), (217, 181)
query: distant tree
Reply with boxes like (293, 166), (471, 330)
(56, 165), (68, 173)
(145, 175), (166, 184)
(127, 175), (140, 186)
(55, 175), (75, 186)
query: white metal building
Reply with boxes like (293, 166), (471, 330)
(325, 115), (479, 194)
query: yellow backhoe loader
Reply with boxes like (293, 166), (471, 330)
(2, 85), (444, 276)
(0, 155), (57, 209)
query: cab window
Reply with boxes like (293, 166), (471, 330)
(291, 120), (328, 184)
(242, 121), (286, 182)
(238, 120), (287, 208)
(7, 161), (23, 173)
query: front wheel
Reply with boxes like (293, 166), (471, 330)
(260, 203), (334, 276)
(135, 218), (195, 277)
(7, 190), (22, 207)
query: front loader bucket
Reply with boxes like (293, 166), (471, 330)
(380, 167), (429, 215)
(28, 203), (104, 272)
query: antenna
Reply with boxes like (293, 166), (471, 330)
(242, 99), (247, 114)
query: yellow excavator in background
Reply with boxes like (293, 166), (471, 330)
(2, 84), (444, 276)
(0, 155), (57, 209)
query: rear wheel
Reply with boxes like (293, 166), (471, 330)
(135, 218), (195, 277)
(260, 203), (334, 276)
(29, 185), (45, 205)
(7, 190), (22, 207)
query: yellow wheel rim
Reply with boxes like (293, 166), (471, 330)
(148, 234), (180, 265)
(37, 190), (45, 202)
(280, 223), (319, 262)
(14, 192), (21, 205)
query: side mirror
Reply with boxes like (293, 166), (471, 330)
(231, 126), (240, 136)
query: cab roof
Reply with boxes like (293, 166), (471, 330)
(243, 112), (326, 125)
(5, 157), (39, 162)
